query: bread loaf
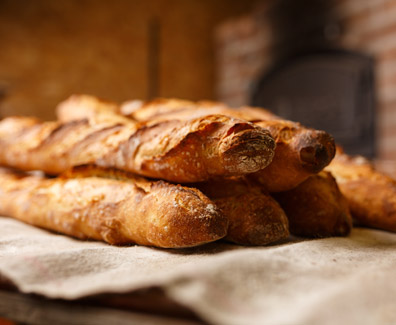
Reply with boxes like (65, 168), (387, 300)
(57, 94), (134, 125)
(273, 171), (352, 237)
(0, 96), (276, 182)
(121, 98), (336, 192)
(67, 166), (290, 246)
(0, 166), (228, 248)
(253, 119), (335, 192)
(326, 150), (396, 232)
(121, 98), (272, 123)
(194, 178), (289, 245)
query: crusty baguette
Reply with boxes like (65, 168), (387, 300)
(0, 166), (228, 248)
(253, 119), (335, 192)
(326, 150), (396, 232)
(66, 164), (289, 245)
(273, 171), (352, 237)
(192, 178), (289, 245)
(57, 94), (134, 125)
(67, 166), (289, 246)
(121, 98), (336, 192)
(120, 98), (277, 122)
(0, 96), (276, 182)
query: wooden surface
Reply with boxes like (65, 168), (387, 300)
(0, 0), (259, 120)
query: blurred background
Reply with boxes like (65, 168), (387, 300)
(0, 0), (396, 165)
(0, 0), (258, 118)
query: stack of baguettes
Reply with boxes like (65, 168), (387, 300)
(0, 95), (394, 248)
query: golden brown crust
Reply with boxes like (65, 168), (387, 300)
(120, 98), (335, 192)
(108, 115), (275, 182)
(252, 120), (335, 192)
(193, 178), (289, 245)
(326, 152), (396, 232)
(0, 166), (228, 248)
(273, 171), (352, 237)
(0, 96), (275, 182)
(68, 167), (289, 246)
(57, 94), (131, 124)
(121, 98), (204, 121)
(0, 116), (131, 174)
(120, 98), (277, 122)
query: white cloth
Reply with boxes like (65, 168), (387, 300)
(1, 216), (396, 325)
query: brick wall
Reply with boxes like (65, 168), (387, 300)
(214, 4), (273, 108)
(215, 0), (396, 161)
(335, 0), (396, 160)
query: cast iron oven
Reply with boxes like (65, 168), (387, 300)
(251, 49), (375, 158)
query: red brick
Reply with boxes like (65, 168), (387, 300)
(367, 28), (396, 54)
(377, 108), (396, 136)
(336, 0), (389, 20)
(377, 149), (396, 161)
(364, 9), (396, 40)
(376, 59), (396, 87)
(374, 159), (396, 178)
(378, 82), (396, 103)
(377, 138), (396, 159)
(218, 93), (247, 107)
(214, 19), (241, 44)
(377, 97), (396, 112)
(234, 15), (258, 39)
(377, 72), (396, 91)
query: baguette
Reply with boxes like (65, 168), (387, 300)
(193, 178), (289, 245)
(57, 94), (134, 125)
(67, 166), (290, 246)
(121, 98), (273, 123)
(0, 96), (276, 182)
(121, 98), (336, 192)
(120, 98), (277, 122)
(253, 119), (335, 192)
(326, 150), (396, 232)
(273, 171), (352, 237)
(0, 166), (228, 248)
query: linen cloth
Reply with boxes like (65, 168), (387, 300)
(1, 216), (396, 325)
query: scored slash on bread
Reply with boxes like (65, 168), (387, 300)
(0, 95), (276, 182)
(0, 166), (228, 248)
(0, 94), (359, 247)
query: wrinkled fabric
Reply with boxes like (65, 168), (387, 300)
(1, 216), (396, 325)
